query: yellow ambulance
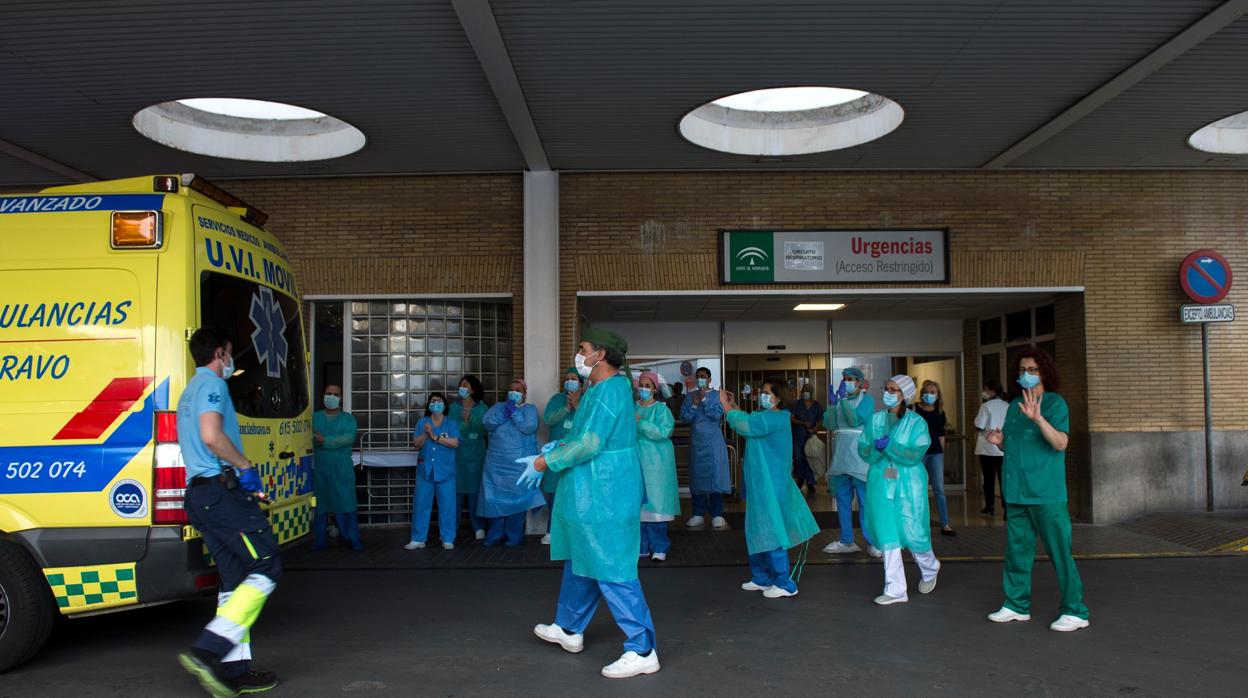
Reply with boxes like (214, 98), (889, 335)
(0, 174), (313, 671)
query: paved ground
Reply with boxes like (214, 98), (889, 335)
(5, 556), (1245, 697)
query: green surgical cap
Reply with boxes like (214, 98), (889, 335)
(582, 326), (628, 355)
(843, 367), (865, 380)
(564, 366), (579, 375)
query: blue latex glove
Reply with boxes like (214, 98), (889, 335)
(827, 383), (840, 406)
(874, 436), (890, 452)
(837, 380), (849, 399)
(540, 440), (561, 455)
(237, 468), (270, 502)
(514, 455), (543, 489)
(503, 401), (516, 419)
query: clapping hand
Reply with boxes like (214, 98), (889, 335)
(874, 435), (890, 452)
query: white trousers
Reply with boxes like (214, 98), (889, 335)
(883, 548), (940, 599)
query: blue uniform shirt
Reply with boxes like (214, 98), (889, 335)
(178, 366), (243, 484)
(414, 416), (461, 482)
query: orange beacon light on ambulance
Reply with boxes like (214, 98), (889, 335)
(0, 175), (313, 672)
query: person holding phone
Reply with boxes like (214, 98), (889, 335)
(406, 392), (460, 550)
(984, 349), (1089, 632)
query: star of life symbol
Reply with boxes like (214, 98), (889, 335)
(249, 286), (289, 379)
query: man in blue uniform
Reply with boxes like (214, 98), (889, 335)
(176, 327), (281, 697)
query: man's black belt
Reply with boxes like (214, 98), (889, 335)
(189, 473), (228, 487)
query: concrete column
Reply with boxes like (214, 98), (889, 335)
(523, 170), (559, 438)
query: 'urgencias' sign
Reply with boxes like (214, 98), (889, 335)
(720, 229), (948, 284)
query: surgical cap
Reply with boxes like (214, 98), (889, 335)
(890, 375), (916, 402)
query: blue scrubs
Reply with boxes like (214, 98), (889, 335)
(748, 549), (794, 593)
(410, 416), (460, 545)
(640, 523), (671, 556)
(681, 388), (730, 517)
(555, 563), (656, 654)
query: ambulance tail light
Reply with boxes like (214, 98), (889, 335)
(153, 410), (188, 525)
(111, 210), (163, 248)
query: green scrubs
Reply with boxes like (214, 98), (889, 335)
(1001, 391), (1089, 620)
(312, 410), (358, 513)
(451, 401), (487, 494)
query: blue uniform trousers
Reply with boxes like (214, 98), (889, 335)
(459, 491), (485, 533)
(748, 547), (796, 593)
(313, 511), (362, 550)
(484, 512), (526, 546)
(832, 474), (875, 547)
(555, 562), (656, 653)
(640, 522), (671, 555)
(411, 477), (457, 544)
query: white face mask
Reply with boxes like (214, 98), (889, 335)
(574, 350), (599, 379)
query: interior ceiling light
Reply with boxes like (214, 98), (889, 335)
(680, 85), (903, 156)
(1188, 111), (1248, 155)
(133, 97), (365, 162)
(794, 303), (846, 311)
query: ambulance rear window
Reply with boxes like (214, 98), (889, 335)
(200, 271), (309, 419)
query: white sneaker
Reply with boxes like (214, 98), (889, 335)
(987, 607), (1031, 623)
(651, 552), (667, 561)
(918, 565), (940, 595)
(601, 650), (660, 679)
(711, 516), (729, 530)
(741, 581), (768, 591)
(1049, 614), (1090, 632)
(763, 586), (798, 599)
(686, 515), (706, 528)
(441, 542), (455, 550)
(874, 593), (908, 605)
(867, 545), (883, 558)
(541, 533), (551, 545)
(821, 541), (860, 554)
(403, 541), (425, 550)
(474, 529), (486, 540)
(533, 623), (584, 653)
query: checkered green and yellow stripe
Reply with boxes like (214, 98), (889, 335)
(269, 499), (312, 545)
(44, 563), (138, 614)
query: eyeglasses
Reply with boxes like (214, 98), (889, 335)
(1019, 366), (1041, 375)
(884, 386), (902, 394)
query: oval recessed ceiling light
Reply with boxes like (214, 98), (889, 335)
(133, 98), (366, 162)
(1188, 110), (1248, 155)
(679, 86), (903, 156)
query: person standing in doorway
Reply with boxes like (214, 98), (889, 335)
(859, 375), (941, 605)
(312, 384), (362, 551)
(723, 381), (820, 598)
(790, 383), (822, 496)
(974, 378), (1009, 517)
(478, 379), (544, 546)
(822, 368), (880, 557)
(522, 328), (661, 678)
(451, 375), (489, 540)
(406, 392), (460, 550)
(176, 327), (280, 696)
(636, 371), (679, 561)
(666, 381), (684, 423)
(681, 367), (730, 530)
(540, 367), (582, 544)
(914, 380), (957, 537)
(984, 349), (1090, 632)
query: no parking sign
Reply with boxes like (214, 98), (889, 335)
(1179, 249), (1232, 304)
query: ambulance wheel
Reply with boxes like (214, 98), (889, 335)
(0, 541), (56, 673)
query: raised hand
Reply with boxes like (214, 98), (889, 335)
(1021, 389), (1043, 422)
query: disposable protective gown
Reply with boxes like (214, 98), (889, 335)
(636, 401), (680, 516)
(312, 410), (358, 513)
(450, 400), (487, 494)
(477, 402), (544, 517)
(545, 374), (643, 582)
(541, 393), (578, 494)
(824, 393), (875, 480)
(681, 389), (731, 494)
(858, 410), (933, 553)
(726, 408), (820, 554)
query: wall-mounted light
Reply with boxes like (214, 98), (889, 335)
(794, 303), (845, 311)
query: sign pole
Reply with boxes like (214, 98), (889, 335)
(1202, 322), (1214, 512)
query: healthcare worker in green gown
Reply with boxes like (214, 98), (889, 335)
(539, 367), (582, 544)
(519, 328), (660, 679)
(858, 375), (941, 605)
(312, 384), (361, 550)
(452, 375), (489, 540)
(636, 371), (679, 561)
(984, 348), (1090, 632)
(722, 381), (820, 598)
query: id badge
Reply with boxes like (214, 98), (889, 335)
(563, 418), (573, 430)
(469, 433), (479, 440)
(884, 467), (898, 480)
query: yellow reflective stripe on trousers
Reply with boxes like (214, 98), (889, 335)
(240, 532), (259, 559)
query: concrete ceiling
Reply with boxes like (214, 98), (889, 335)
(578, 291), (1067, 322)
(2, 0), (1247, 187)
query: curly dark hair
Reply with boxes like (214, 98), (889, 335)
(1015, 347), (1060, 392)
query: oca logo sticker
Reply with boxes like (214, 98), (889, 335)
(109, 479), (148, 518)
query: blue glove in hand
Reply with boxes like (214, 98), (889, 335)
(237, 467), (263, 492)
(827, 384), (839, 406)
(540, 440), (560, 455)
(874, 436), (890, 452)
(837, 380), (849, 399)
(503, 401), (516, 419)
(514, 455), (543, 489)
